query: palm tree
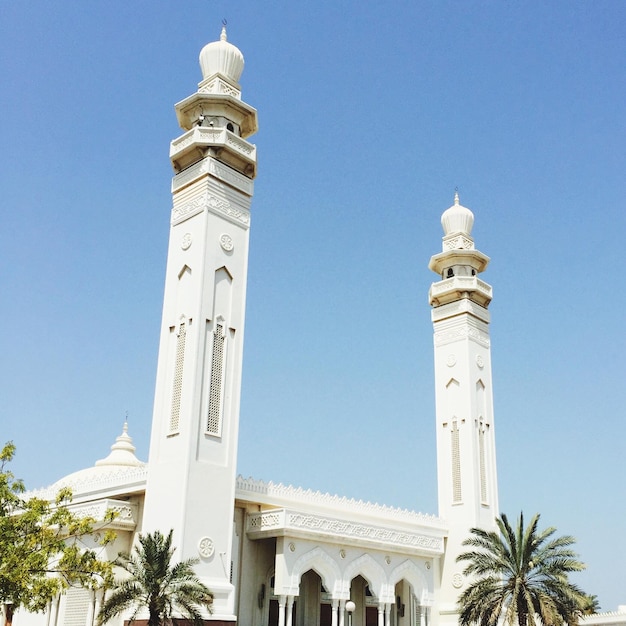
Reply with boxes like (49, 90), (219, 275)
(456, 512), (586, 626)
(580, 594), (601, 615)
(97, 530), (212, 626)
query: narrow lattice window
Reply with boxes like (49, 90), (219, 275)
(63, 586), (90, 626)
(207, 322), (225, 435)
(451, 420), (462, 502)
(170, 322), (186, 433)
(479, 422), (488, 503)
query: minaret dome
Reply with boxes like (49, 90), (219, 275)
(441, 191), (474, 238)
(199, 24), (244, 83)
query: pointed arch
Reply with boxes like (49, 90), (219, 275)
(342, 553), (386, 600)
(178, 264), (191, 280)
(216, 264), (233, 281)
(288, 547), (342, 598)
(388, 560), (430, 604)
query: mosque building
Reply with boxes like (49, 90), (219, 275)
(16, 27), (520, 626)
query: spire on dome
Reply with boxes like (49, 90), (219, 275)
(95, 421), (143, 467)
(441, 190), (474, 237)
(199, 22), (245, 83)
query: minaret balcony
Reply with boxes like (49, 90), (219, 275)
(170, 126), (257, 177)
(429, 275), (492, 308)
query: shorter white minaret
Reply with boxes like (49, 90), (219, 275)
(429, 194), (499, 626)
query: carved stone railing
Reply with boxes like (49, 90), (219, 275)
(429, 276), (492, 299)
(68, 498), (138, 530)
(246, 508), (444, 556)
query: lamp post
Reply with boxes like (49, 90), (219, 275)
(346, 600), (356, 626)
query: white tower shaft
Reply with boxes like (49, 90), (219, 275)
(142, 29), (258, 622)
(429, 195), (499, 626)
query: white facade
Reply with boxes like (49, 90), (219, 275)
(14, 30), (511, 626)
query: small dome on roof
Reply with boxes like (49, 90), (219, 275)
(441, 192), (474, 236)
(30, 423), (147, 498)
(199, 24), (244, 83)
(95, 422), (143, 467)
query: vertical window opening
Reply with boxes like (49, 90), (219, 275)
(170, 322), (186, 433)
(479, 422), (488, 504)
(207, 321), (226, 435)
(451, 420), (462, 502)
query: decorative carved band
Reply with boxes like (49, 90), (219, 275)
(443, 235), (474, 250)
(197, 76), (242, 99)
(246, 509), (444, 554)
(236, 476), (444, 525)
(434, 325), (491, 348)
(172, 159), (254, 195)
(171, 192), (250, 227)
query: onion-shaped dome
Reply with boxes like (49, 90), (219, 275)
(441, 191), (474, 236)
(95, 422), (143, 467)
(199, 24), (244, 83)
(28, 423), (147, 500)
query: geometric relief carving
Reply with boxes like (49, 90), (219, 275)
(434, 325), (490, 348)
(246, 509), (444, 554)
(172, 192), (250, 227)
(287, 513), (443, 552)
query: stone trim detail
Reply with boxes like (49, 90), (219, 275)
(28, 466), (148, 500)
(68, 499), (138, 529)
(198, 76), (242, 99)
(236, 476), (444, 526)
(434, 325), (491, 348)
(172, 192), (250, 227)
(246, 509), (444, 554)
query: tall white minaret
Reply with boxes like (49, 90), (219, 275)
(142, 26), (257, 622)
(429, 194), (499, 626)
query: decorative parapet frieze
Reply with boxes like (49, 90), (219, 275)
(67, 498), (138, 529)
(172, 192), (250, 228)
(236, 476), (444, 526)
(581, 613), (626, 626)
(27, 465), (148, 500)
(246, 508), (444, 555)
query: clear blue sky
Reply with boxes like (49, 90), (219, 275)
(2, 0), (624, 611)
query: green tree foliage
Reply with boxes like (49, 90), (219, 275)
(580, 594), (601, 615)
(0, 442), (114, 624)
(97, 530), (213, 626)
(456, 512), (587, 626)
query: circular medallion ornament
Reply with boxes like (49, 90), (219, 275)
(476, 355), (484, 368)
(446, 354), (456, 367)
(219, 234), (234, 252)
(289, 542), (296, 552)
(198, 537), (214, 559)
(340, 549), (346, 559)
(385, 556), (391, 565)
(452, 573), (463, 589)
(426, 561), (431, 570)
(181, 233), (192, 250)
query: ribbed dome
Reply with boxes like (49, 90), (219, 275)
(199, 25), (244, 83)
(95, 422), (143, 467)
(441, 192), (474, 236)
